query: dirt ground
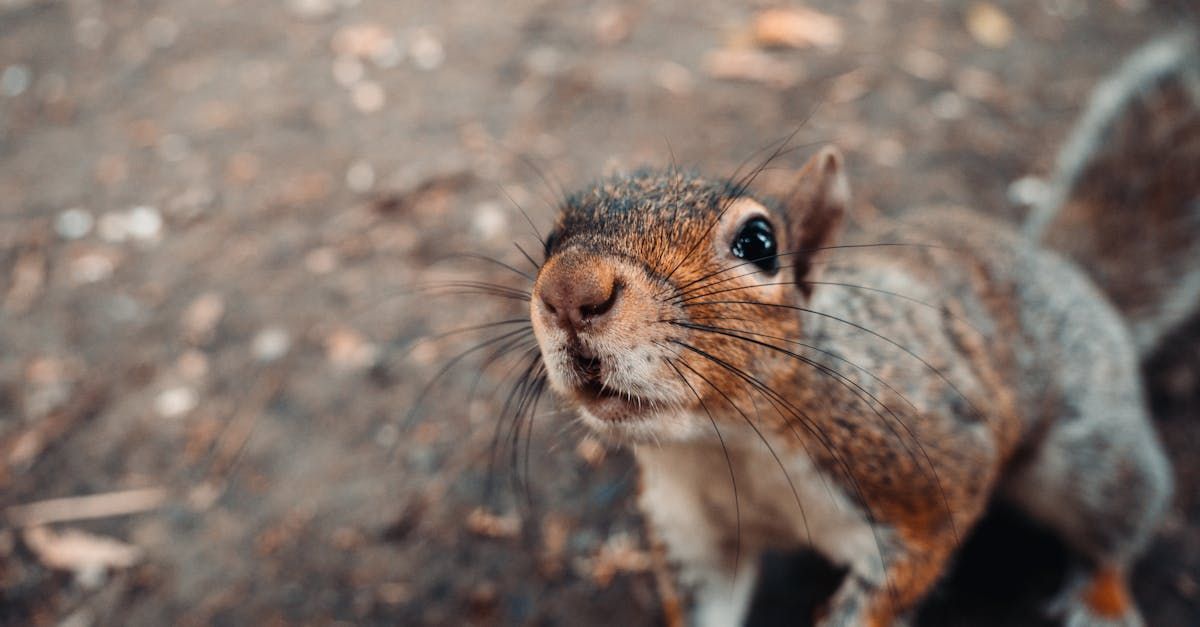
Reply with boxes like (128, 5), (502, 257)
(1, 0), (1198, 625)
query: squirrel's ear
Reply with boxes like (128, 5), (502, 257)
(787, 146), (849, 298)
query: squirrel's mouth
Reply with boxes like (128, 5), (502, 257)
(568, 354), (655, 421)
(572, 383), (655, 422)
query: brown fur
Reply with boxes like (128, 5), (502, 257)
(524, 34), (1195, 627)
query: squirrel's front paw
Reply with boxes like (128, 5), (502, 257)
(1057, 604), (1144, 627)
(1047, 567), (1144, 627)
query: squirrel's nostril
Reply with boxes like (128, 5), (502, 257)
(537, 254), (621, 332)
(580, 281), (621, 320)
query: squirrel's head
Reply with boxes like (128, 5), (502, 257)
(530, 146), (849, 443)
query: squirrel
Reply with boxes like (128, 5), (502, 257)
(522, 31), (1196, 627)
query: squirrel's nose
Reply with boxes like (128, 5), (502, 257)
(537, 253), (620, 333)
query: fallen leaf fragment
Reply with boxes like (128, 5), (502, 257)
(325, 326), (379, 370)
(703, 48), (796, 88)
(966, 2), (1013, 49)
(752, 7), (843, 50)
(7, 487), (168, 527)
(585, 532), (651, 587)
(23, 526), (142, 574)
(466, 507), (520, 539)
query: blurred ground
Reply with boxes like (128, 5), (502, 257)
(1, 0), (1198, 625)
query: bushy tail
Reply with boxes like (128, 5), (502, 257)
(1026, 30), (1200, 357)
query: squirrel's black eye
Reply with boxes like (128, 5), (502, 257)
(730, 217), (779, 274)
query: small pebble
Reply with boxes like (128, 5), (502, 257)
(167, 186), (215, 220)
(374, 423), (399, 447)
(471, 201), (507, 240)
(156, 386), (198, 418)
(1, 64), (31, 97)
(351, 81), (385, 113)
(346, 160), (375, 193)
(252, 327), (291, 362)
(70, 254), (115, 284)
(325, 327), (378, 370)
(183, 292), (225, 343)
(410, 29), (444, 71)
(332, 56), (364, 86)
(655, 61), (694, 96)
(76, 564), (107, 590)
(370, 40), (404, 68)
(55, 208), (94, 240)
(931, 91), (967, 120)
(125, 206), (163, 241)
(289, 0), (336, 20)
(332, 24), (393, 59)
(1007, 176), (1052, 207)
(593, 6), (634, 46)
(901, 48), (947, 81)
(98, 212), (130, 243)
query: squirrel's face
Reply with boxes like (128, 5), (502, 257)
(530, 147), (848, 443)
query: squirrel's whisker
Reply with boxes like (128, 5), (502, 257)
(437, 253), (536, 283)
(664, 358), (744, 573)
(485, 346), (545, 509)
(398, 318), (531, 354)
(410, 281), (532, 301)
(513, 241), (543, 274)
(402, 326), (535, 433)
(674, 357), (815, 545)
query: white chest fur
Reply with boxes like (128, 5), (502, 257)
(635, 431), (884, 593)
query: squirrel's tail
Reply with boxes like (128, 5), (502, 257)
(1026, 30), (1200, 357)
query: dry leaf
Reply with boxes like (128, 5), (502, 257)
(585, 532), (651, 587)
(23, 526), (142, 574)
(182, 292), (225, 345)
(7, 487), (168, 527)
(966, 2), (1013, 49)
(466, 507), (520, 539)
(325, 326), (379, 370)
(575, 436), (606, 466)
(752, 7), (843, 50)
(331, 24), (394, 59)
(703, 48), (796, 88)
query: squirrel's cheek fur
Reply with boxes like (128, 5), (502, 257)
(530, 215), (826, 443)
